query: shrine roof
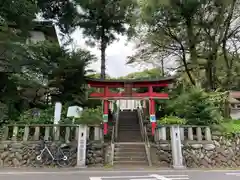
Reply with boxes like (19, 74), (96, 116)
(86, 76), (176, 83)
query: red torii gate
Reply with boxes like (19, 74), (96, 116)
(86, 77), (175, 136)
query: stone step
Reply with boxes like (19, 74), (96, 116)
(114, 156), (146, 161)
(117, 137), (143, 141)
(119, 121), (138, 123)
(114, 151), (146, 157)
(117, 140), (143, 142)
(118, 135), (142, 139)
(118, 130), (141, 132)
(119, 116), (137, 117)
(118, 122), (138, 124)
(115, 143), (145, 147)
(113, 160), (148, 165)
(117, 135), (142, 138)
(118, 131), (141, 134)
(118, 123), (139, 124)
(118, 129), (141, 132)
(114, 147), (145, 153)
(118, 130), (140, 132)
(118, 126), (139, 129)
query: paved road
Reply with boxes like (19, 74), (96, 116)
(0, 169), (239, 180)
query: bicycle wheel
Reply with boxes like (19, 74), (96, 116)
(56, 148), (73, 167)
(28, 149), (48, 167)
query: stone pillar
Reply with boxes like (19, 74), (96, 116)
(180, 127), (184, 141)
(94, 126), (100, 140)
(160, 127), (167, 140)
(170, 126), (185, 169)
(196, 127), (202, 141)
(188, 127), (194, 140)
(205, 127), (212, 141)
(76, 125), (87, 167)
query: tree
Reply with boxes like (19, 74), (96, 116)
(130, 0), (240, 91)
(27, 41), (97, 106)
(166, 87), (224, 125)
(120, 68), (166, 79)
(0, 0), (39, 122)
(38, 0), (135, 79)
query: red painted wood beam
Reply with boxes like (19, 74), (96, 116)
(133, 83), (168, 88)
(89, 92), (169, 98)
(87, 82), (169, 88)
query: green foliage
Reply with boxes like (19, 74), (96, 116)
(130, 0), (240, 90)
(74, 107), (103, 125)
(16, 104), (103, 125)
(38, 0), (135, 78)
(27, 41), (97, 106)
(18, 107), (54, 124)
(0, 0), (42, 123)
(167, 87), (223, 125)
(87, 73), (111, 79)
(0, 102), (8, 124)
(158, 116), (186, 125)
(121, 68), (164, 79)
(213, 120), (240, 136)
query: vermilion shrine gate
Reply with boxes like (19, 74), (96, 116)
(86, 77), (175, 136)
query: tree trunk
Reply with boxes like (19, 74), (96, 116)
(100, 21), (107, 79)
(186, 18), (198, 64)
(100, 41), (106, 79)
(222, 0), (236, 90)
(161, 58), (164, 76)
(185, 17), (198, 86)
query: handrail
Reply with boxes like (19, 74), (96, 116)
(114, 106), (120, 141)
(137, 108), (152, 166)
(111, 105), (119, 166)
(111, 125), (115, 165)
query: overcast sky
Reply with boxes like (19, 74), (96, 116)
(56, 26), (177, 77)
(65, 28), (142, 78)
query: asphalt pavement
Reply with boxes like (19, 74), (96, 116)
(0, 168), (239, 180)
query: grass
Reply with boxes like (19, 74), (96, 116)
(213, 120), (240, 135)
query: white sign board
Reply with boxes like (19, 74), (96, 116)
(67, 105), (83, 118)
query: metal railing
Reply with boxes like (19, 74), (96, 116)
(137, 108), (152, 166)
(114, 106), (120, 141)
(111, 106), (120, 165)
(111, 126), (115, 165)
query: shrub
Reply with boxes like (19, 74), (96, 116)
(17, 104), (103, 125)
(158, 116), (186, 125)
(18, 107), (54, 124)
(0, 102), (8, 124)
(166, 87), (223, 126)
(74, 106), (102, 125)
(213, 120), (240, 136)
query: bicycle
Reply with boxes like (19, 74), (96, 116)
(30, 140), (73, 167)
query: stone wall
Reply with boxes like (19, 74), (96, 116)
(0, 140), (104, 167)
(153, 135), (240, 168)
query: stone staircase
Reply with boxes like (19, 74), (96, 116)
(114, 143), (148, 165)
(117, 110), (142, 142)
(113, 110), (149, 166)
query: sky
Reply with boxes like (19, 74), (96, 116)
(68, 29), (141, 78)
(56, 27), (176, 78)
